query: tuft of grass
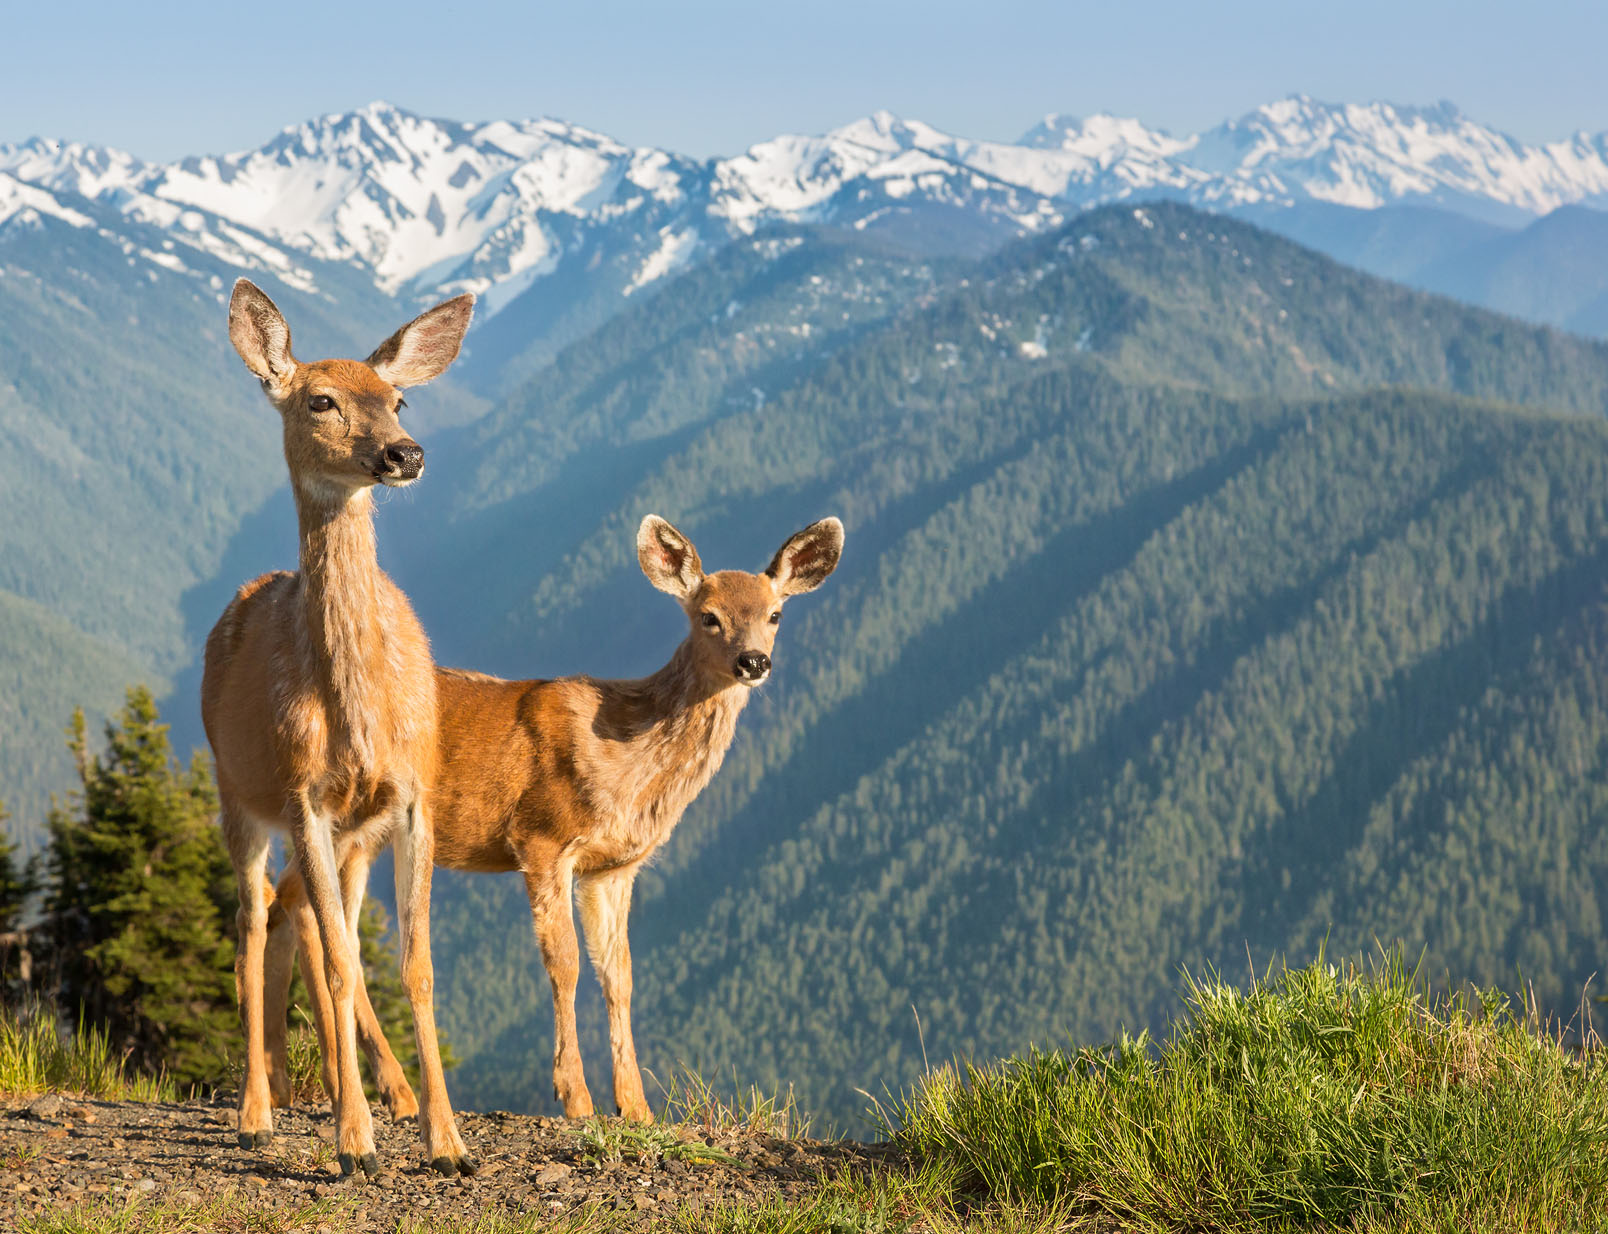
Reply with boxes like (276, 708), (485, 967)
(277, 1017), (326, 1105)
(0, 1004), (173, 1102)
(571, 1116), (744, 1167)
(650, 1179), (911, 1234)
(897, 951), (1608, 1232)
(1, 1142), (41, 1169)
(393, 1210), (615, 1234)
(22, 1193), (357, 1233)
(650, 1063), (811, 1139)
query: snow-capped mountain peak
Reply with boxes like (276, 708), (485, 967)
(9, 95), (1608, 320)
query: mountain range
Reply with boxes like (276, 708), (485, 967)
(10, 96), (1608, 377)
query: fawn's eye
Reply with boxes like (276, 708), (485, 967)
(309, 395), (335, 413)
(769, 611), (781, 624)
(700, 612), (722, 632)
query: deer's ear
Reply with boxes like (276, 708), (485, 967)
(767, 517), (844, 597)
(229, 279), (296, 395)
(638, 515), (704, 601)
(367, 293), (475, 388)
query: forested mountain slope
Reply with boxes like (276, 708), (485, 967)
(384, 203), (1608, 1125)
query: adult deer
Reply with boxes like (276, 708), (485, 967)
(263, 515), (844, 1122)
(203, 279), (476, 1177)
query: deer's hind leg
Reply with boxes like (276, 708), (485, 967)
(224, 800), (275, 1149)
(263, 888), (298, 1109)
(393, 800), (473, 1175)
(523, 855), (593, 1119)
(577, 865), (651, 1122)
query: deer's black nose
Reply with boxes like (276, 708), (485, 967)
(384, 441), (424, 479)
(735, 651), (771, 681)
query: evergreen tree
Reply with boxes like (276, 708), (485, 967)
(0, 799), (34, 936)
(40, 688), (237, 1088)
(0, 798), (37, 993)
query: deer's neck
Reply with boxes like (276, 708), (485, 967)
(615, 642), (751, 819)
(295, 485), (386, 741)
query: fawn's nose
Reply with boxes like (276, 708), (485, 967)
(382, 440), (425, 481)
(735, 651), (771, 682)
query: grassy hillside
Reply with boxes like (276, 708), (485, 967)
(385, 203), (1608, 1126)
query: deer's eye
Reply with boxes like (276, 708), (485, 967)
(700, 612), (722, 632)
(769, 611), (781, 624)
(309, 395), (335, 413)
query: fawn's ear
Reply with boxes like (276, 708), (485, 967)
(229, 279), (297, 396)
(767, 517), (844, 597)
(367, 293), (476, 388)
(638, 515), (704, 601)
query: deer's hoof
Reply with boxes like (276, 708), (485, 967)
(429, 1153), (478, 1177)
(338, 1151), (382, 1178)
(237, 1130), (272, 1150)
(383, 1090), (420, 1122)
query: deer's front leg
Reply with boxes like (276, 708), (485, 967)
(288, 795), (377, 1177)
(338, 843), (419, 1121)
(225, 803), (274, 1148)
(393, 801), (474, 1175)
(578, 866), (651, 1122)
(524, 861), (593, 1119)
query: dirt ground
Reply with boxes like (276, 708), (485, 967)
(0, 1092), (893, 1231)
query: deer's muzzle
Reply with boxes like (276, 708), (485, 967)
(734, 651), (771, 683)
(377, 440), (425, 485)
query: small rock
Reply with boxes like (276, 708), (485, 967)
(532, 1162), (571, 1187)
(135, 1178), (156, 1192)
(25, 1095), (64, 1121)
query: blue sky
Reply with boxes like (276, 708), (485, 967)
(7, 0), (1607, 159)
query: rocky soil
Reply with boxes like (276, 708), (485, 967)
(0, 1093), (893, 1231)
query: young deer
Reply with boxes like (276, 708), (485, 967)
(202, 279), (477, 1177)
(263, 515), (844, 1122)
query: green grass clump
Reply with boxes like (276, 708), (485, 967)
(571, 1116), (743, 1167)
(0, 1004), (173, 1102)
(24, 1194), (359, 1234)
(898, 952), (1608, 1231)
(651, 1063), (811, 1139)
